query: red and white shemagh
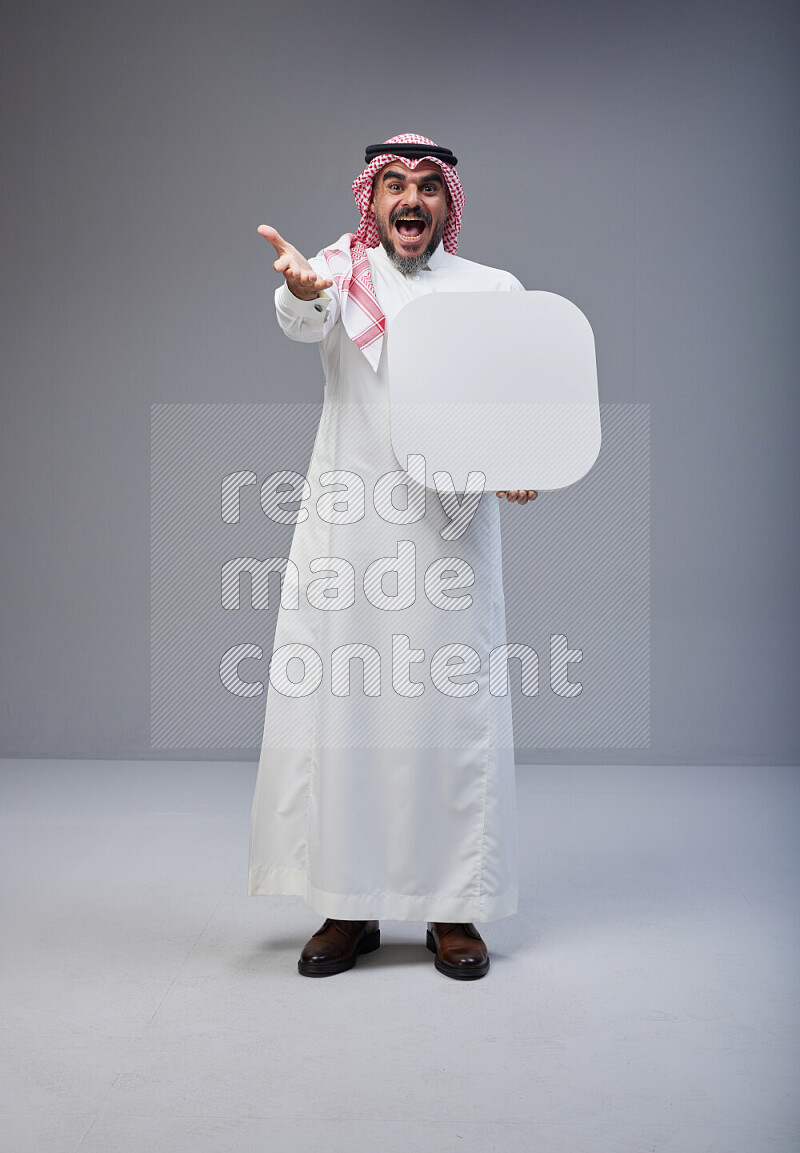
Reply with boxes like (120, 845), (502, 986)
(321, 133), (465, 372)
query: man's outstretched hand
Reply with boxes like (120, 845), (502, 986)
(496, 490), (538, 504)
(257, 225), (333, 301)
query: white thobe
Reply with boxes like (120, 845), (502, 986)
(248, 240), (524, 921)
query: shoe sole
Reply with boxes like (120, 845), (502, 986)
(297, 928), (381, 977)
(426, 928), (490, 979)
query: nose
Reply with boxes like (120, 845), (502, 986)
(405, 184), (419, 206)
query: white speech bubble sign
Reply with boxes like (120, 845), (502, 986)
(388, 291), (601, 492)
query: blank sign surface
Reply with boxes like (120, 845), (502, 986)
(388, 291), (601, 492)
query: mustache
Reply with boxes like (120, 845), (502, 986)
(390, 206), (432, 226)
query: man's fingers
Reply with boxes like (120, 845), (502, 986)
(288, 269), (319, 286)
(495, 490), (538, 503)
(282, 267), (334, 295)
(275, 261), (307, 280)
(258, 224), (286, 253)
(288, 267), (331, 286)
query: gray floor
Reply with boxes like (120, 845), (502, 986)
(0, 760), (797, 1153)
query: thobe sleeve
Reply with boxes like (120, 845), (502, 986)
(274, 253), (341, 343)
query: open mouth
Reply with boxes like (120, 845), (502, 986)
(393, 214), (429, 245)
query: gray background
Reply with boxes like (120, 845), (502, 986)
(1, 0), (797, 763)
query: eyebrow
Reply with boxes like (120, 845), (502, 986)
(381, 168), (444, 186)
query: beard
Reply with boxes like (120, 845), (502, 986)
(375, 206), (447, 275)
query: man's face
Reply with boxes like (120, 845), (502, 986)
(370, 160), (450, 274)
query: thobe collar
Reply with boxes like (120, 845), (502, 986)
(424, 241), (447, 271)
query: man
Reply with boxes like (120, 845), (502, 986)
(250, 134), (537, 980)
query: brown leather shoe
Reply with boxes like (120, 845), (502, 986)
(297, 919), (380, 977)
(426, 922), (490, 979)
